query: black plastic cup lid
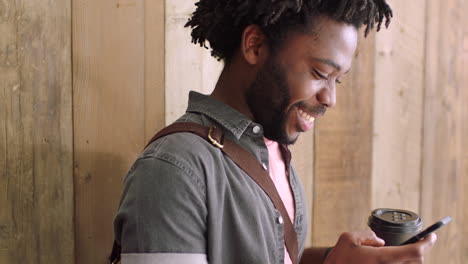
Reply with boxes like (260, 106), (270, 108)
(368, 208), (422, 233)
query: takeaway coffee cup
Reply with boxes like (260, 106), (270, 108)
(368, 208), (423, 246)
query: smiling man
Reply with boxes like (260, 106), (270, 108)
(112, 1), (436, 264)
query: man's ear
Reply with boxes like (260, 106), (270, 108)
(241, 25), (268, 65)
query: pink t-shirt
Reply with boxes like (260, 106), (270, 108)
(264, 138), (295, 264)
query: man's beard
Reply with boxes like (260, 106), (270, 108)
(245, 56), (297, 145)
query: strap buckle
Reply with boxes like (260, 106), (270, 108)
(208, 126), (224, 148)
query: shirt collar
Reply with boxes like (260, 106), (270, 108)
(186, 91), (253, 140)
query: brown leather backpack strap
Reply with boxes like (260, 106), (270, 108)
(221, 137), (299, 264)
(109, 240), (121, 264)
(112, 122), (299, 264)
(144, 122), (223, 149)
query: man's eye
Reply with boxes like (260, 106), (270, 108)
(313, 69), (343, 84)
(312, 69), (327, 80)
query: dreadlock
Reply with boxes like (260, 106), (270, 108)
(185, 0), (393, 61)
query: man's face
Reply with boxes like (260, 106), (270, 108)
(246, 16), (358, 145)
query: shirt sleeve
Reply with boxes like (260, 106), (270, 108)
(114, 155), (208, 263)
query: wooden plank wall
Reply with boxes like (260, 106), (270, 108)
(1, 0), (467, 263)
(371, 0), (426, 214)
(165, 0), (223, 124)
(0, 0), (74, 263)
(420, 0), (467, 263)
(72, 0), (165, 262)
(463, 1), (468, 260)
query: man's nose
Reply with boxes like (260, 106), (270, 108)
(316, 81), (336, 108)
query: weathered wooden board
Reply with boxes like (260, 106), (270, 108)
(312, 32), (376, 246)
(144, 0), (166, 140)
(0, 0), (74, 263)
(421, 0), (466, 263)
(462, 0), (468, 260)
(72, 0), (152, 262)
(165, 0), (222, 124)
(371, 0), (426, 213)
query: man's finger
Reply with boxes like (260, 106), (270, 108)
(353, 229), (385, 247)
(379, 233), (437, 262)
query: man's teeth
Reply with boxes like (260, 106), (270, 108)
(298, 108), (315, 122)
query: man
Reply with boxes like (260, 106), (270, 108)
(113, 1), (437, 263)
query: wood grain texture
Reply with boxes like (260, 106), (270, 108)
(144, 0), (165, 140)
(421, 0), (466, 263)
(0, 0), (74, 263)
(371, 0), (426, 213)
(312, 32), (376, 246)
(72, 0), (150, 262)
(462, 1), (468, 260)
(165, 0), (222, 124)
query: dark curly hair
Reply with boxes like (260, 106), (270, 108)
(185, 0), (393, 62)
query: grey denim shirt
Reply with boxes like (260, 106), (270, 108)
(114, 91), (308, 264)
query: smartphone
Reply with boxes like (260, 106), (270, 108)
(400, 216), (452, 245)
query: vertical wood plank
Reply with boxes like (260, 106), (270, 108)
(371, 0), (426, 213)
(0, 0), (74, 263)
(421, 0), (466, 263)
(462, 1), (468, 259)
(312, 32), (376, 246)
(144, 0), (165, 139)
(165, 0), (200, 124)
(165, 0), (222, 124)
(73, 0), (148, 262)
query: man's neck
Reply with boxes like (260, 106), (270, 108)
(210, 58), (257, 121)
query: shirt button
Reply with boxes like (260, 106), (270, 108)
(296, 215), (303, 224)
(262, 162), (268, 170)
(277, 216), (284, 225)
(252, 126), (261, 134)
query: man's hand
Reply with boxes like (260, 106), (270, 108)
(324, 230), (437, 264)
